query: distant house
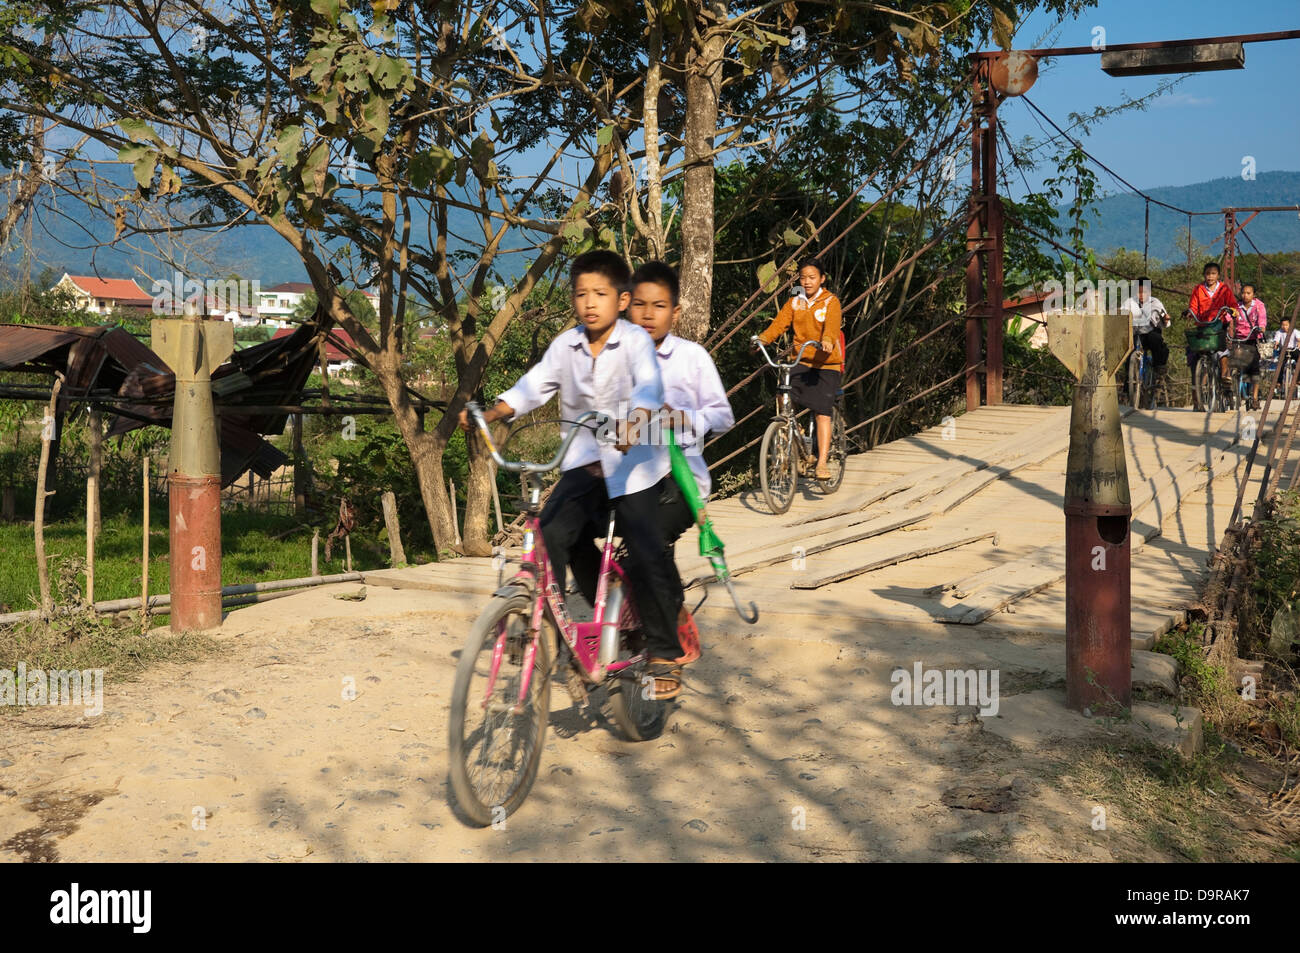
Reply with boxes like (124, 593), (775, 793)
(52, 274), (153, 316)
(1004, 291), (1054, 349)
(270, 326), (360, 374)
(257, 282), (380, 329)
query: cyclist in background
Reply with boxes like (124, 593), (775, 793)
(1183, 260), (1237, 409)
(752, 258), (843, 481)
(1226, 282), (1268, 409)
(1120, 276), (1170, 397)
(1271, 315), (1300, 396)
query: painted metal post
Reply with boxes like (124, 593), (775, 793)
(1047, 304), (1133, 714)
(965, 66), (986, 411)
(152, 307), (234, 632)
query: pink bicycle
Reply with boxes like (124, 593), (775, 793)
(448, 403), (671, 826)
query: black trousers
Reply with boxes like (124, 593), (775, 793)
(1136, 327), (1168, 369)
(540, 469), (684, 660)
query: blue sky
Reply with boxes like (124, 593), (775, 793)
(998, 0), (1299, 194)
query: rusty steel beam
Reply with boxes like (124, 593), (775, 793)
(971, 29), (1300, 60)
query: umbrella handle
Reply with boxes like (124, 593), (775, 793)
(724, 577), (759, 624)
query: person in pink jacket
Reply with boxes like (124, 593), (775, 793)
(1225, 283), (1267, 408)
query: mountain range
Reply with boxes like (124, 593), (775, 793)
(1055, 170), (1300, 265)
(3, 164), (1296, 289)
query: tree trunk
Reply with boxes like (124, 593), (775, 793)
(677, 3), (728, 343)
(460, 427), (496, 556)
(373, 354), (456, 555)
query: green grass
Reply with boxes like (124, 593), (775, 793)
(0, 509), (388, 614)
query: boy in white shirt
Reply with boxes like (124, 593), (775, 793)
(1119, 276), (1169, 394)
(458, 251), (687, 697)
(628, 261), (736, 663)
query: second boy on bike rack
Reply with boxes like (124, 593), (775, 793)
(457, 250), (688, 699)
(627, 260), (735, 665)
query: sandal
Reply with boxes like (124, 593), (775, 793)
(815, 465), (831, 480)
(675, 610), (702, 665)
(646, 659), (683, 700)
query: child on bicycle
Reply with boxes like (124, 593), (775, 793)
(1273, 316), (1299, 397)
(456, 250), (688, 698)
(1225, 282), (1267, 409)
(627, 260), (735, 664)
(1120, 276), (1170, 395)
(752, 257), (843, 480)
(1183, 260), (1238, 409)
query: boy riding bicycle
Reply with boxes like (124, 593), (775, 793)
(1120, 276), (1169, 397)
(751, 257), (843, 480)
(457, 250), (688, 699)
(627, 260), (735, 664)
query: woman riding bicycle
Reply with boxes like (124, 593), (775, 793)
(751, 258), (843, 481)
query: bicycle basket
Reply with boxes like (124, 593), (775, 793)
(1259, 340), (1275, 360)
(1185, 323), (1225, 353)
(1228, 342), (1256, 370)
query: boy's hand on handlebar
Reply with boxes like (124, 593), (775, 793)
(615, 407), (653, 453)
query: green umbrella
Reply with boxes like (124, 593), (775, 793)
(666, 426), (758, 622)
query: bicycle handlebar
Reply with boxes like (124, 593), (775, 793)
(465, 401), (607, 474)
(752, 336), (821, 370)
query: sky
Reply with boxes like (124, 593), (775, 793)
(998, 0), (1299, 194)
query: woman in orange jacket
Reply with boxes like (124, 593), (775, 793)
(754, 258), (843, 479)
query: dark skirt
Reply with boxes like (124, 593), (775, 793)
(791, 366), (842, 416)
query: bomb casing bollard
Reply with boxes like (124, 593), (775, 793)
(152, 308), (233, 632)
(1047, 306), (1133, 714)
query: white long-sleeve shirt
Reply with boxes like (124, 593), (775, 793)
(655, 333), (734, 497)
(1120, 296), (1168, 334)
(497, 319), (669, 498)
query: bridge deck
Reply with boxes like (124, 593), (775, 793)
(368, 403), (1287, 650)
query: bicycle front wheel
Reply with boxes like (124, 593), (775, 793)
(448, 588), (554, 826)
(759, 419), (797, 514)
(1127, 349), (1143, 409)
(1194, 356), (1217, 413)
(818, 406), (848, 494)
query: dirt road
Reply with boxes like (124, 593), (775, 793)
(0, 581), (1207, 863)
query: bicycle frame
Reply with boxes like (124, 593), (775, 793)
(465, 403), (646, 715)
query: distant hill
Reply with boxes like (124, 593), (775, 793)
(0, 161), (526, 290)
(1055, 171), (1300, 265)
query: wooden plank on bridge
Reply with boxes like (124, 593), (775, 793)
(930, 416), (1244, 624)
(789, 527), (998, 589)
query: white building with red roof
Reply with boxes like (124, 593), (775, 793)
(258, 282), (381, 328)
(52, 274), (154, 316)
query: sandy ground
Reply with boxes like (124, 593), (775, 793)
(0, 582), (1175, 863)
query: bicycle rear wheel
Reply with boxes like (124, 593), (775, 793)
(448, 588), (553, 826)
(603, 591), (668, 742)
(759, 419), (797, 514)
(818, 406), (848, 493)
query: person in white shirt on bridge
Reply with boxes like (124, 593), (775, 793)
(1120, 277), (1170, 396)
(628, 260), (735, 664)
